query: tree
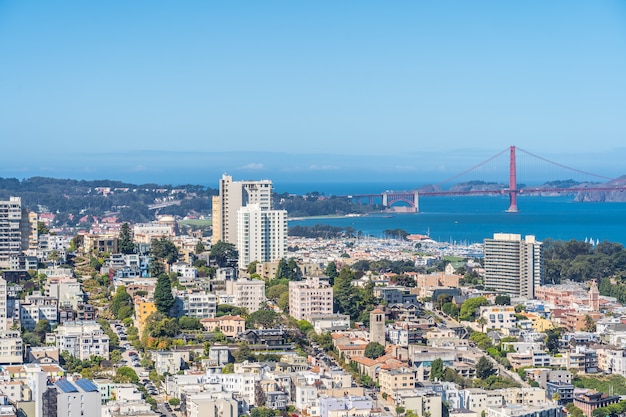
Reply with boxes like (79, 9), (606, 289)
(459, 296), (489, 321)
(33, 319), (51, 343)
(430, 358), (444, 381)
(168, 398), (181, 407)
(233, 343), (256, 363)
(364, 342), (385, 359)
(494, 295), (511, 305)
(119, 223), (135, 254)
(210, 241), (238, 267)
(246, 260), (259, 274)
(545, 327), (563, 354)
(116, 366), (139, 383)
(178, 316), (202, 330)
(325, 261), (338, 285)
(246, 309), (279, 329)
(195, 240), (206, 254)
(277, 292), (289, 312)
(148, 258), (165, 277)
(154, 273), (175, 314)
(476, 356), (496, 379)
(111, 286), (134, 320)
(266, 284), (288, 302)
(583, 314), (597, 332)
(150, 237), (179, 265)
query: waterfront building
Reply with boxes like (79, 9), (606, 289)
(484, 233), (543, 298)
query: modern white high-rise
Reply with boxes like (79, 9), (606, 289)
(484, 233), (544, 298)
(0, 277), (6, 332)
(237, 204), (287, 268)
(215, 174), (273, 246)
(0, 197), (31, 268)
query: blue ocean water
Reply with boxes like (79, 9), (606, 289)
(289, 195), (626, 246)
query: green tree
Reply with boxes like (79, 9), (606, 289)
(246, 260), (259, 274)
(246, 309), (279, 329)
(210, 241), (238, 267)
(459, 296), (489, 321)
(325, 261), (338, 284)
(494, 295), (511, 305)
(116, 366), (139, 383)
(151, 237), (179, 265)
(583, 314), (597, 332)
(476, 356), (496, 379)
(277, 292), (289, 312)
(195, 240), (206, 254)
(364, 342), (385, 359)
(233, 343), (256, 363)
(545, 327), (563, 354)
(178, 316), (202, 330)
(168, 398), (181, 407)
(118, 223), (135, 254)
(111, 286), (134, 320)
(148, 258), (165, 277)
(430, 358), (444, 381)
(33, 319), (51, 343)
(154, 273), (175, 314)
(266, 284), (288, 302)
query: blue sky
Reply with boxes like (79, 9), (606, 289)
(1, 1), (626, 189)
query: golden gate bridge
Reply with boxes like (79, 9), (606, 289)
(343, 146), (625, 212)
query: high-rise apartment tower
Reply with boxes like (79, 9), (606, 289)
(484, 233), (543, 298)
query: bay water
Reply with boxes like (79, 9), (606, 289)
(289, 195), (626, 246)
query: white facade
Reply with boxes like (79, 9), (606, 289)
(179, 291), (217, 319)
(289, 277), (334, 321)
(228, 279), (266, 313)
(0, 277), (6, 331)
(484, 234), (543, 298)
(217, 174), (273, 246)
(49, 379), (102, 417)
(0, 331), (23, 364)
(55, 321), (110, 360)
(152, 351), (184, 375)
(0, 197), (29, 268)
(237, 205), (287, 268)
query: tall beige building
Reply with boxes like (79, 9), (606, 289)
(0, 197), (32, 268)
(289, 277), (333, 321)
(484, 233), (543, 298)
(215, 174), (272, 246)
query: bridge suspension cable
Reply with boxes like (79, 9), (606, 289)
(516, 147), (613, 181)
(433, 147), (509, 188)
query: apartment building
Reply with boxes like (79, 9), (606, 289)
(0, 331), (23, 364)
(55, 321), (110, 360)
(213, 174), (272, 246)
(484, 234), (543, 298)
(228, 278), (266, 313)
(289, 277), (333, 321)
(237, 204), (287, 268)
(0, 197), (32, 269)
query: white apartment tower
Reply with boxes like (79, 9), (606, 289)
(213, 174), (287, 269)
(237, 204), (287, 268)
(484, 233), (544, 298)
(215, 174), (272, 246)
(0, 197), (31, 268)
(0, 277), (6, 331)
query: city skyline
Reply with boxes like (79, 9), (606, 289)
(1, 2), (626, 185)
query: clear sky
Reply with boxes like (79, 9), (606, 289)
(1, 1), (626, 188)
